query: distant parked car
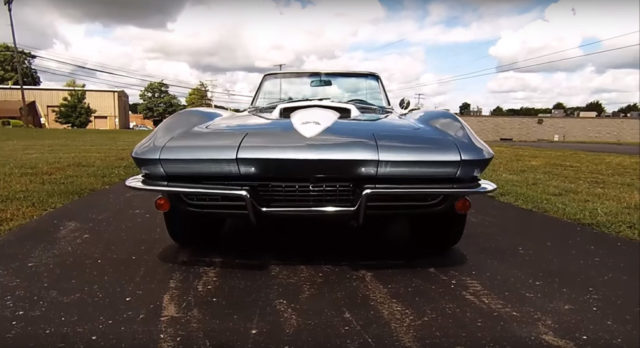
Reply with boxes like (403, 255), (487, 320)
(1, 119), (25, 128)
(132, 124), (153, 130)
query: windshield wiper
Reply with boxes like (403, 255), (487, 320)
(345, 101), (393, 114)
(266, 97), (331, 106)
(248, 97), (331, 113)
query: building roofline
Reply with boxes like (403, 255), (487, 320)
(0, 85), (124, 92)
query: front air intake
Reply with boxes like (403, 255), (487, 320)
(253, 182), (358, 208)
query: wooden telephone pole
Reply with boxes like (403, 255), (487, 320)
(4, 0), (28, 124)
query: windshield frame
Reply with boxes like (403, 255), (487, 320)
(250, 72), (392, 108)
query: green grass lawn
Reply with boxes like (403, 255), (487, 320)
(0, 128), (147, 235)
(1, 129), (638, 240)
(484, 145), (639, 240)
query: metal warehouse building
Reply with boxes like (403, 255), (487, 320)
(0, 85), (129, 129)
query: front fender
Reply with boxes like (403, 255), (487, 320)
(131, 108), (231, 177)
(408, 110), (494, 178)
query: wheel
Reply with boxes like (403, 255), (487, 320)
(163, 207), (226, 247)
(410, 211), (467, 252)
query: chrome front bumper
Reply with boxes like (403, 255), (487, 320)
(125, 174), (497, 224)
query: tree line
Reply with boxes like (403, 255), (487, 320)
(459, 100), (639, 117)
(3, 44), (637, 127)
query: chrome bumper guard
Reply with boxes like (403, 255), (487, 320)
(125, 174), (497, 224)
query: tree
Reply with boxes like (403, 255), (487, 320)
(185, 81), (212, 108)
(53, 79), (96, 128)
(129, 102), (141, 114)
(459, 102), (471, 115)
(583, 100), (605, 116)
(138, 81), (183, 126)
(552, 102), (566, 110)
(490, 106), (506, 116)
(0, 43), (41, 86)
(617, 103), (639, 114)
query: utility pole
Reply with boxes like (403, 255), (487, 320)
(273, 64), (285, 101)
(206, 79), (217, 106)
(4, 0), (27, 124)
(415, 93), (425, 108)
(223, 88), (232, 107)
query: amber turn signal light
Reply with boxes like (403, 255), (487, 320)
(454, 197), (471, 214)
(155, 196), (170, 212)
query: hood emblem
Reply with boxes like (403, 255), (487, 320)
(290, 107), (340, 138)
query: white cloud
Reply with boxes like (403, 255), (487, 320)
(485, 67), (640, 110)
(1, 0), (637, 112)
(299, 47), (452, 109)
(489, 0), (640, 72)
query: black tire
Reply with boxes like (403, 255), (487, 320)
(410, 211), (467, 252)
(163, 207), (226, 248)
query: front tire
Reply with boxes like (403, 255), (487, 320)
(163, 207), (226, 248)
(410, 211), (466, 252)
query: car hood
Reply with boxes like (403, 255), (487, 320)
(156, 111), (461, 179)
(132, 105), (493, 180)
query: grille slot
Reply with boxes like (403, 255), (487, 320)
(181, 194), (248, 212)
(365, 194), (446, 212)
(254, 183), (357, 208)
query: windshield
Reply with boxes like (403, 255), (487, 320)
(252, 73), (390, 108)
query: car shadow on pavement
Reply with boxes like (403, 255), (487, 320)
(157, 217), (468, 270)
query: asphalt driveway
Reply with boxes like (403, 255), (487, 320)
(0, 183), (638, 347)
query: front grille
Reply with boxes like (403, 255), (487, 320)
(253, 183), (357, 208)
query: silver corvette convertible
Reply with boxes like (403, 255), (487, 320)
(126, 71), (496, 250)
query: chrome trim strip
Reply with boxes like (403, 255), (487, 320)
(125, 175), (250, 197)
(356, 179), (497, 224)
(125, 175), (497, 223)
(361, 179), (497, 195)
(125, 174), (257, 224)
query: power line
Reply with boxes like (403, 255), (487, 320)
(18, 43), (196, 87)
(2, 47), (254, 98)
(17, 43), (254, 97)
(37, 68), (150, 93)
(33, 54), (253, 97)
(390, 30), (640, 91)
(35, 65), (188, 97)
(35, 65), (251, 107)
(389, 43), (640, 92)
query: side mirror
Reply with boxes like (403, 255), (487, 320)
(399, 97), (411, 110)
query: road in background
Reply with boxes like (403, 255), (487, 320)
(0, 184), (638, 347)
(492, 141), (639, 155)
